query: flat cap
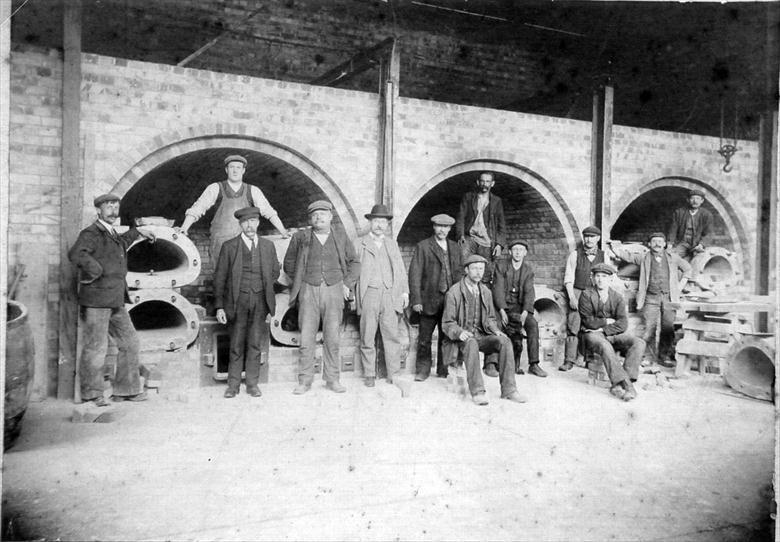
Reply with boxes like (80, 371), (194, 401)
(463, 254), (488, 267)
(591, 262), (616, 275)
(689, 189), (705, 198)
(224, 154), (247, 166)
(307, 200), (333, 214)
(365, 204), (393, 220)
(93, 193), (120, 207)
(582, 225), (601, 237)
(508, 240), (528, 250)
(234, 206), (261, 221)
(648, 231), (666, 241)
(431, 214), (455, 226)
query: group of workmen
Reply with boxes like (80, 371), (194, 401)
(69, 154), (711, 406)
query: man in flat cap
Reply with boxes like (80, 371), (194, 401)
(68, 193), (156, 405)
(492, 240), (547, 377)
(354, 204), (409, 388)
(214, 206), (280, 398)
(667, 189), (713, 261)
(560, 225), (605, 372)
(609, 232), (691, 367)
(441, 254), (526, 405)
(579, 263), (645, 401)
(283, 200), (359, 394)
(179, 154), (290, 263)
(408, 213), (462, 381)
(455, 171), (506, 283)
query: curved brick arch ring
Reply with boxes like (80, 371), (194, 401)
(104, 131), (360, 238)
(395, 159), (580, 252)
(611, 176), (750, 278)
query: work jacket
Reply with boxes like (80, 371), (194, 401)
(408, 236), (462, 315)
(214, 235), (279, 321)
(441, 279), (502, 365)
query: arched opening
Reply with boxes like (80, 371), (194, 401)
(397, 169), (574, 288)
(610, 185), (734, 250)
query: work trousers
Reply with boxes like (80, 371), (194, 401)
(227, 290), (269, 391)
(672, 241), (701, 262)
(504, 306), (540, 365)
(581, 331), (645, 385)
(642, 292), (676, 361)
(458, 332), (517, 397)
(564, 288), (584, 362)
(416, 311), (448, 377)
(359, 286), (402, 379)
(298, 281), (344, 383)
(79, 306), (141, 401)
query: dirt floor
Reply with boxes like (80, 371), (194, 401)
(2, 362), (775, 541)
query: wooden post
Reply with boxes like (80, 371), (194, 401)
(376, 39), (399, 216)
(756, 112), (777, 333)
(57, 0), (83, 400)
(591, 84), (613, 243)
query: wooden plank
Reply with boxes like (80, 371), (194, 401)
(678, 301), (775, 313)
(675, 339), (732, 358)
(0, 0), (11, 420)
(375, 38), (399, 215)
(591, 84), (613, 239)
(682, 319), (735, 333)
(57, 0), (82, 400)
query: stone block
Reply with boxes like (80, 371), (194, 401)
(71, 402), (119, 423)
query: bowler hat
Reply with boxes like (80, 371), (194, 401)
(234, 206), (261, 221)
(689, 189), (705, 198)
(582, 225), (601, 237)
(224, 154), (247, 167)
(591, 262), (616, 275)
(508, 240), (528, 250)
(307, 200), (333, 214)
(93, 193), (120, 207)
(463, 254), (488, 267)
(431, 214), (455, 226)
(365, 204), (393, 220)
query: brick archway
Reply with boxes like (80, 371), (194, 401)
(102, 130), (359, 237)
(395, 159), (580, 252)
(611, 176), (750, 277)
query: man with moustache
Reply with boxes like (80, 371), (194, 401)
(610, 232), (692, 367)
(455, 171), (507, 283)
(69, 193), (156, 406)
(667, 189), (713, 261)
(283, 200), (360, 394)
(179, 154), (290, 262)
(354, 204), (409, 388)
(408, 214), (462, 381)
(441, 255), (527, 406)
(214, 206), (280, 398)
(579, 263), (645, 402)
(560, 225), (604, 372)
(492, 240), (547, 377)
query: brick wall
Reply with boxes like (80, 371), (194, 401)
(8, 46), (763, 395)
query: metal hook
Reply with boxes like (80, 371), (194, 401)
(718, 143), (737, 173)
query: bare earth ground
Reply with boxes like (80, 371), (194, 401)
(2, 364), (775, 541)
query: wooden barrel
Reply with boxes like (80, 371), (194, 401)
(5, 300), (35, 449)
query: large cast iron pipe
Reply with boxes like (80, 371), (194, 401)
(127, 289), (200, 351)
(691, 247), (740, 293)
(125, 225), (201, 290)
(723, 336), (775, 402)
(533, 285), (567, 340)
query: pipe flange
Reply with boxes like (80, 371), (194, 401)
(270, 290), (323, 347)
(690, 246), (741, 293)
(126, 224), (201, 290)
(723, 336), (775, 402)
(533, 285), (568, 339)
(126, 288), (200, 351)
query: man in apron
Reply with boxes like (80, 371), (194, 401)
(179, 154), (290, 262)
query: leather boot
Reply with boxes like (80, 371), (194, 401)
(564, 336), (578, 365)
(293, 376), (312, 395)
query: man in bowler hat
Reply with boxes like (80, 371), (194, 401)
(214, 206), (280, 398)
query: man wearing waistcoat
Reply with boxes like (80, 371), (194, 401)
(610, 232), (692, 367)
(68, 193), (156, 406)
(354, 204), (409, 388)
(560, 225), (604, 372)
(492, 240), (547, 377)
(455, 171), (507, 283)
(579, 263), (645, 401)
(441, 255), (527, 406)
(214, 206), (280, 398)
(179, 154), (290, 261)
(283, 200), (360, 394)
(667, 189), (713, 261)
(408, 213), (463, 381)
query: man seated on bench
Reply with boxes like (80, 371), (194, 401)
(579, 263), (646, 402)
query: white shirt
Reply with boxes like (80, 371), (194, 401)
(435, 238), (448, 252)
(313, 230), (330, 245)
(185, 181), (278, 221)
(370, 232), (384, 249)
(240, 233), (257, 251)
(98, 219), (116, 236)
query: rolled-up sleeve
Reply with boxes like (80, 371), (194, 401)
(185, 183), (220, 221)
(563, 251), (577, 286)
